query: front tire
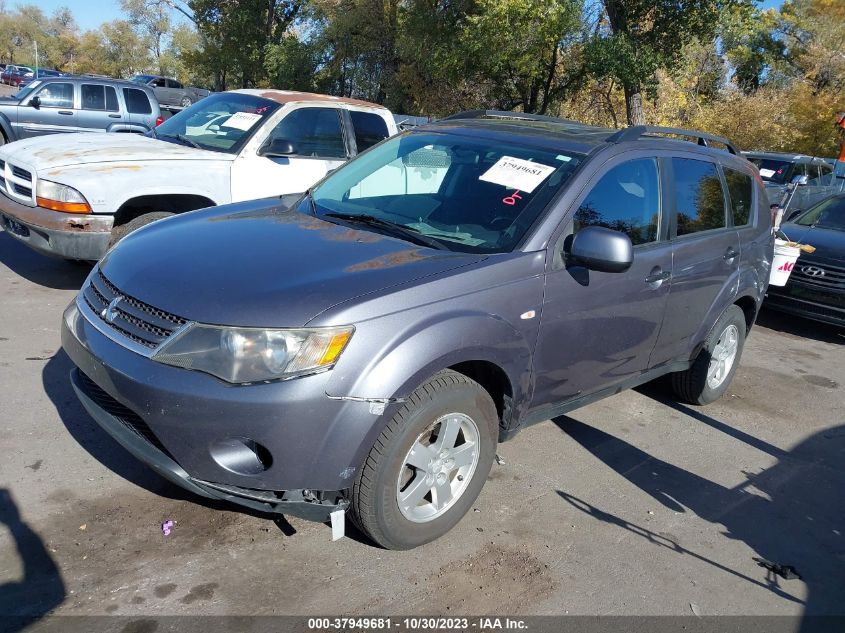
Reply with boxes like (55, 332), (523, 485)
(108, 212), (174, 249)
(671, 305), (746, 405)
(350, 370), (498, 550)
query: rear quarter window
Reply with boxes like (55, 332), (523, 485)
(350, 111), (390, 152)
(724, 168), (753, 227)
(123, 88), (152, 114)
(671, 158), (727, 236)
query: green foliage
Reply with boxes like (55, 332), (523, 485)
(585, 0), (756, 123)
(0, 0), (841, 155)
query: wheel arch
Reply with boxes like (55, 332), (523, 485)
(113, 193), (217, 227)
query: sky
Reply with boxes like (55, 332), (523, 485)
(23, 0), (786, 32)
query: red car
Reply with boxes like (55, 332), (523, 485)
(1, 65), (33, 86)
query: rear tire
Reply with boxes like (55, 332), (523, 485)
(671, 305), (746, 405)
(108, 212), (174, 249)
(180, 96), (192, 108)
(350, 370), (497, 550)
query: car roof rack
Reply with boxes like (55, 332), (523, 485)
(607, 125), (739, 155)
(441, 110), (582, 125)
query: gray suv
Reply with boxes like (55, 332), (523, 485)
(62, 113), (773, 549)
(0, 76), (160, 143)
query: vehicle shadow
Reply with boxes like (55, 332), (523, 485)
(552, 405), (845, 624)
(755, 306), (844, 346)
(41, 350), (301, 528)
(0, 489), (65, 630)
(0, 231), (91, 290)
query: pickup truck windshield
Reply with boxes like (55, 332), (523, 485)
(154, 93), (280, 155)
(13, 82), (40, 102)
(746, 157), (793, 184)
(312, 131), (583, 253)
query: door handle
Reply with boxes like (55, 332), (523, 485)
(724, 247), (739, 261)
(58, 110), (73, 115)
(108, 114), (121, 118)
(644, 270), (671, 284)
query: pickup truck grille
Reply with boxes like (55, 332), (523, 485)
(0, 158), (36, 205)
(82, 269), (189, 350)
(11, 166), (31, 180)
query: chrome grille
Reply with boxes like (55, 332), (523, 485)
(82, 269), (188, 349)
(0, 158), (36, 204)
(791, 261), (845, 290)
(11, 166), (31, 180)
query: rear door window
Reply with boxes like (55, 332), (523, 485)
(35, 82), (74, 108)
(82, 84), (119, 112)
(269, 107), (347, 159)
(574, 158), (661, 245)
(123, 88), (152, 114)
(350, 111), (389, 152)
(724, 168), (753, 227)
(670, 158), (727, 236)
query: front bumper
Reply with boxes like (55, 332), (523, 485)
(61, 298), (384, 518)
(0, 193), (112, 260)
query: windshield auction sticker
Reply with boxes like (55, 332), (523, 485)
(222, 112), (263, 131)
(479, 156), (556, 193)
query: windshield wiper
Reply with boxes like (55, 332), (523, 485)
(323, 212), (445, 249)
(159, 133), (202, 149)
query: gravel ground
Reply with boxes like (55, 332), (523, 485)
(0, 227), (843, 624)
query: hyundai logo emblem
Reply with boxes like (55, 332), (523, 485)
(101, 296), (123, 323)
(801, 265), (825, 278)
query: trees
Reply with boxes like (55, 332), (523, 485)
(586, 0), (755, 125)
(188, 0), (303, 89)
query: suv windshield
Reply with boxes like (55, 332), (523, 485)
(153, 93), (281, 155)
(312, 131), (583, 253)
(795, 196), (845, 232)
(746, 157), (793, 184)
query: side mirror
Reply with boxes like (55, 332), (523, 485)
(791, 174), (809, 186)
(29, 96), (40, 109)
(258, 138), (296, 157)
(568, 225), (633, 273)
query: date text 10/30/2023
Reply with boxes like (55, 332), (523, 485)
(307, 618), (529, 631)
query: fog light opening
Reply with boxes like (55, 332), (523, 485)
(210, 437), (273, 475)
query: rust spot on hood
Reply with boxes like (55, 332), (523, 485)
(345, 249), (429, 272)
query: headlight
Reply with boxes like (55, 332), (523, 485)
(36, 180), (91, 213)
(152, 324), (354, 384)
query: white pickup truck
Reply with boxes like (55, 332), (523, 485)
(0, 90), (397, 260)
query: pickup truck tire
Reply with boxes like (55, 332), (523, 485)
(108, 212), (174, 248)
(671, 305), (746, 405)
(180, 96), (192, 108)
(350, 370), (497, 550)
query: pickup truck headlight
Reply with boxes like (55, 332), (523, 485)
(152, 324), (354, 384)
(36, 180), (91, 213)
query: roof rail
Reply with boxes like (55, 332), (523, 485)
(441, 110), (580, 125)
(607, 125), (739, 155)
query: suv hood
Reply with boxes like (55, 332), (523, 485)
(1, 132), (231, 171)
(99, 199), (486, 327)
